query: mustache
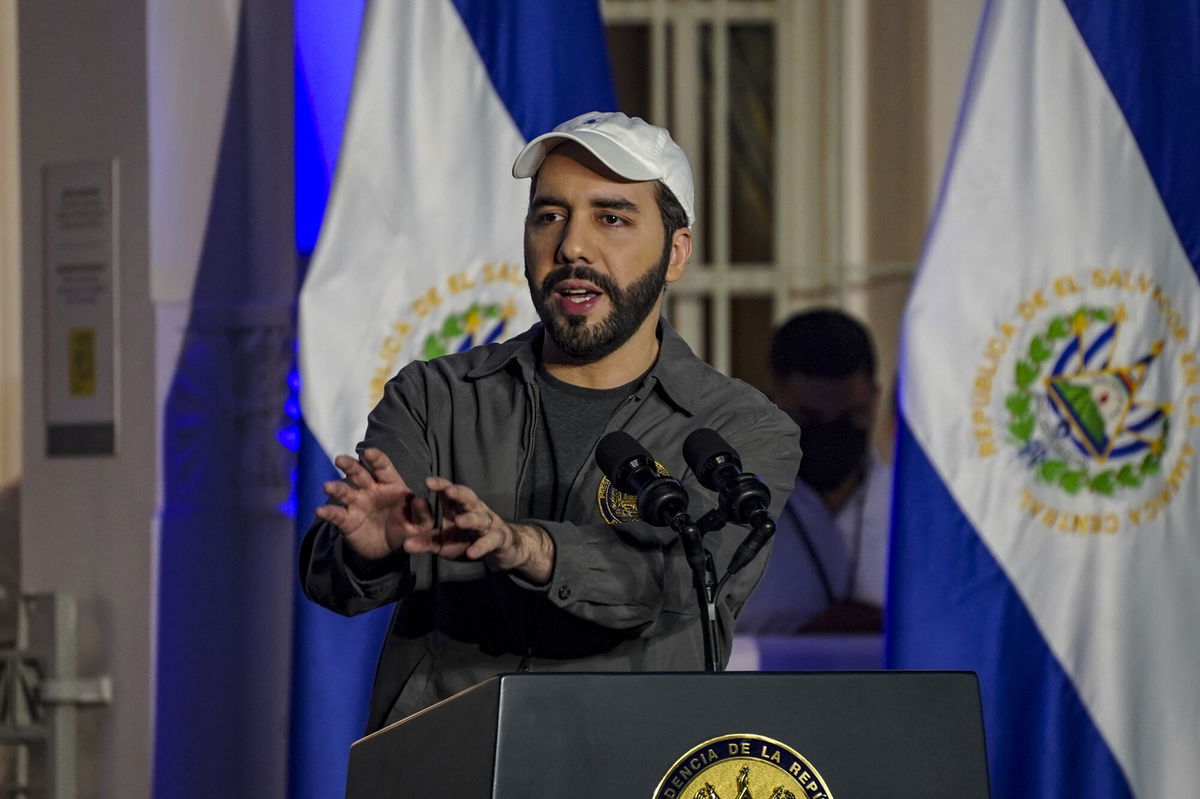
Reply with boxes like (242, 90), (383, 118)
(540, 264), (619, 296)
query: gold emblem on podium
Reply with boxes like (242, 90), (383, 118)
(652, 734), (833, 799)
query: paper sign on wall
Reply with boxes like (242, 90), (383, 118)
(43, 161), (118, 456)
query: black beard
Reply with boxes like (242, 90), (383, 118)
(528, 258), (668, 363)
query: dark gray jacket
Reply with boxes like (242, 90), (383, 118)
(300, 321), (801, 731)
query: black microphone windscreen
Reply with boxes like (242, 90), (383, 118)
(683, 427), (740, 489)
(595, 430), (651, 486)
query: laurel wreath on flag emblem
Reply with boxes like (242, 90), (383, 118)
(420, 301), (513, 360)
(1005, 305), (1170, 497)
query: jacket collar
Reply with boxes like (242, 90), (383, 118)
(465, 319), (705, 415)
(642, 318), (703, 415)
(465, 324), (541, 381)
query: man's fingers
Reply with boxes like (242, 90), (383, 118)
(467, 509), (495, 531)
(333, 449), (411, 493)
(426, 477), (483, 510)
(335, 454), (376, 491)
(466, 528), (503, 560)
(322, 479), (357, 507)
(401, 477), (514, 563)
(400, 535), (435, 555)
(429, 482), (498, 538)
(332, 454), (359, 473)
(315, 503), (349, 529)
(361, 448), (408, 487)
(400, 527), (476, 556)
(459, 509), (510, 559)
(448, 483), (481, 506)
(424, 476), (453, 493)
(408, 495), (435, 528)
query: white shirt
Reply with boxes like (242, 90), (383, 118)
(736, 451), (893, 634)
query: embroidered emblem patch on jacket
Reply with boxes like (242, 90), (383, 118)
(596, 460), (670, 524)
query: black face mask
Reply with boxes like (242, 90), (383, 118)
(796, 416), (869, 492)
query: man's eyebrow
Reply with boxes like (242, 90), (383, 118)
(530, 193), (565, 209)
(528, 194), (643, 214)
(590, 196), (641, 214)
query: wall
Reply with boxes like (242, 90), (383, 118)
(0, 1), (20, 486)
(18, 0), (155, 794)
(17, 1), (295, 796)
(1, 0), (23, 651)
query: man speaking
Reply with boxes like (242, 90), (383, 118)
(300, 111), (801, 731)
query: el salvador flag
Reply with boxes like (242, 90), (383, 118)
(290, 2), (614, 797)
(888, 2), (1200, 798)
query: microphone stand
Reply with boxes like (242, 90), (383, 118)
(689, 506), (778, 672)
(669, 504), (778, 673)
(671, 512), (722, 673)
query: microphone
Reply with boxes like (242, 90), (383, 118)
(682, 428), (772, 524)
(595, 431), (689, 527)
(682, 428), (775, 575)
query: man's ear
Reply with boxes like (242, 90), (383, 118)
(665, 227), (693, 284)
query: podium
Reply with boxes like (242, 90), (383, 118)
(346, 672), (990, 798)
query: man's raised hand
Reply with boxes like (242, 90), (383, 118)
(421, 477), (555, 585)
(316, 448), (435, 561)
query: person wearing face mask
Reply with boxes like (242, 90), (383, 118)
(737, 308), (891, 634)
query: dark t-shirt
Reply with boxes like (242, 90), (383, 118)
(527, 366), (644, 521)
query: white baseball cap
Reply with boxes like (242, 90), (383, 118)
(512, 111), (696, 227)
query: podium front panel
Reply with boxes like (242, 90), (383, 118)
(348, 671), (990, 798)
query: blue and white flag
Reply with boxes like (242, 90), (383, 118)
(291, 2), (613, 797)
(889, 2), (1200, 798)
